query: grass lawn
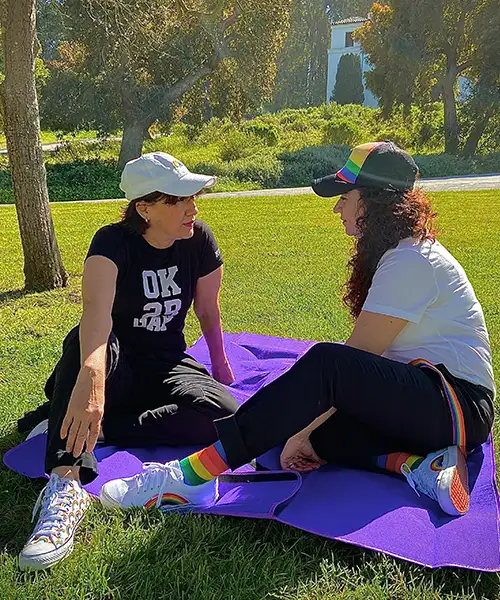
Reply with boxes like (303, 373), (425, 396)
(0, 190), (499, 599)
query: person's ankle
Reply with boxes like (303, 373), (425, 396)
(52, 466), (80, 481)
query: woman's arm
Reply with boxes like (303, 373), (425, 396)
(346, 310), (408, 355)
(288, 311), (407, 444)
(194, 266), (234, 385)
(61, 255), (118, 457)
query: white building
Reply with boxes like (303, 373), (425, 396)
(326, 17), (378, 108)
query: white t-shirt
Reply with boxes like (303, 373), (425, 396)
(362, 238), (495, 394)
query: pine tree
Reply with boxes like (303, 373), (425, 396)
(332, 53), (365, 105)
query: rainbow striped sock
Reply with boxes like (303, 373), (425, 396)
(179, 440), (229, 486)
(376, 452), (424, 475)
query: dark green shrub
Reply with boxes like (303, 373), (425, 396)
(226, 151), (283, 188)
(279, 145), (350, 187)
(414, 152), (500, 178)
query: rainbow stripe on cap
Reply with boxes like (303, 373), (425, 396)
(336, 142), (384, 184)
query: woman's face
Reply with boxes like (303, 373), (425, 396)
(138, 195), (199, 241)
(333, 189), (364, 237)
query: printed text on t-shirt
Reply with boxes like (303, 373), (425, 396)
(133, 267), (182, 331)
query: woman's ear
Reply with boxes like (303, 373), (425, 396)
(135, 202), (149, 222)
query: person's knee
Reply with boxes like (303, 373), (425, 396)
(302, 342), (344, 362)
(188, 385), (238, 418)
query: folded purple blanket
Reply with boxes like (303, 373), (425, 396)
(4, 332), (499, 571)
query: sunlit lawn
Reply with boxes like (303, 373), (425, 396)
(0, 190), (498, 599)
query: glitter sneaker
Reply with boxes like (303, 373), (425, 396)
(100, 460), (218, 513)
(401, 446), (469, 516)
(19, 473), (91, 571)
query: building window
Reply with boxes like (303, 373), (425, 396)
(345, 31), (354, 47)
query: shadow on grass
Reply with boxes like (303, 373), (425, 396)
(104, 512), (500, 600)
(0, 429), (47, 554)
(0, 289), (31, 305)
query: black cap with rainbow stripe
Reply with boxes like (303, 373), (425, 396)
(312, 141), (419, 198)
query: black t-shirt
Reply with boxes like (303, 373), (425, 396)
(85, 220), (223, 356)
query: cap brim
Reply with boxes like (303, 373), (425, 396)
(312, 174), (357, 198)
(158, 172), (217, 197)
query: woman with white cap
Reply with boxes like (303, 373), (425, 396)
(99, 142), (494, 529)
(18, 153), (239, 571)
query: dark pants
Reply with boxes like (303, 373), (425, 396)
(215, 343), (494, 471)
(43, 327), (239, 484)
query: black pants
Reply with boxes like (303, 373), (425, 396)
(216, 343), (494, 471)
(43, 327), (239, 484)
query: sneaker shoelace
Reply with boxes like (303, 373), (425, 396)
(30, 474), (79, 542)
(136, 462), (184, 508)
(400, 462), (438, 502)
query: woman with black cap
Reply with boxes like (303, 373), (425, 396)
(18, 153), (239, 571)
(101, 141), (494, 529)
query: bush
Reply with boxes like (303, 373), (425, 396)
(322, 118), (363, 146)
(223, 151), (283, 188)
(414, 152), (500, 178)
(242, 122), (280, 146)
(1, 104), (497, 203)
(279, 145), (350, 187)
(219, 130), (260, 162)
(289, 119), (309, 132)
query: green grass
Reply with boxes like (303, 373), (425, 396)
(0, 191), (499, 599)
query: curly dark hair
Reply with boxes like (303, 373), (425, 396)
(343, 187), (438, 320)
(120, 191), (189, 235)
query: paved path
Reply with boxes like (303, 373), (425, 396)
(0, 139), (104, 155)
(208, 174), (500, 198)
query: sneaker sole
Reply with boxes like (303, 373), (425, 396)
(18, 502), (89, 572)
(437, 447), (470, 516)
(99, 486), (123, 510)
(18, 537), (75, 571)
(100, 482), (219, 512)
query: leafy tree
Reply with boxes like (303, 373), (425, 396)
(40, 0), (290, 167)
(356, 0), (500, 154)
(271, 0), (330, 110)
(0, 0), (68, 290)
(328, 0), (372, 21)
(332, 53), (365, 105)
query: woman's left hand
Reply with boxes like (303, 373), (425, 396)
(212, 358), (235, 386)
(280, 434), (326, 473)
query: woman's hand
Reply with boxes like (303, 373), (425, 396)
(212, 358), (235, 386)
(280, 433), (326, 473)
(60, 369), (105, 457)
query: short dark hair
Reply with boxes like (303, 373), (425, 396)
(120, 191), (184, 234)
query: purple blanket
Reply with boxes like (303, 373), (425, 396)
(4, 332), (500, 571)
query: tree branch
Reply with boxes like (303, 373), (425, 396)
(145, 6), (240, 120)
(457, 59), (473, 75)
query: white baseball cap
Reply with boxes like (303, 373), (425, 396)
(120, 152), (217, 200)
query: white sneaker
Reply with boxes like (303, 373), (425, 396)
(401, 446), (469, 516)
(26, 419), (49, 440)
(100, 460), (218, 513)
(18, 473), (91, 571)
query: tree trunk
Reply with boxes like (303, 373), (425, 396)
(462, 108), (495, 157)
(441, 64), (459, 155)
(118, 119), (153, 170)
(0, 0), (68, 291)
